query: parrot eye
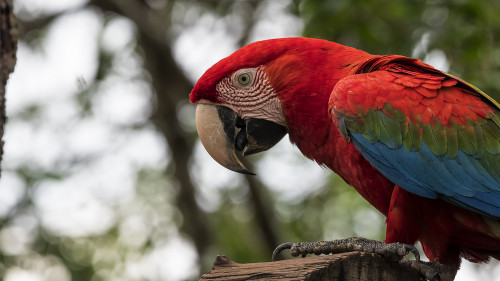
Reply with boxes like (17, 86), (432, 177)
(237, 73), (251, 86)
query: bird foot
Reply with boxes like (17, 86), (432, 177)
(272, 237), (416, 262)
(272, 237), (457, 281)
(400, 260), (457, 281)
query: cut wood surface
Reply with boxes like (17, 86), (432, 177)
(199, 252), (422, 280)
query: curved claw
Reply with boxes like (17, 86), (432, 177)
(272, 242), (293, 261)
(404, 244), (421, 262)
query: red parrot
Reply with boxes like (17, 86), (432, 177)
(190, 37), (500, 279)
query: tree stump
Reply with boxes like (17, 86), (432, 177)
(199, 252), (422, 281)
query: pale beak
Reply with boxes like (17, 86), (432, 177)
(195, 103), (287, 175)
(195, 103), (254, 174)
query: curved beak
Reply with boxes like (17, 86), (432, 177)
(195, 103), (287, 175)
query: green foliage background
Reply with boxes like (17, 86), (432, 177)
(298, 0), (500, 101)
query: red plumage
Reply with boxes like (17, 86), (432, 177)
(190, 37), (500, 268)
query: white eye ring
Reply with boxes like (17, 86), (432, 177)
(237, 73), (251, 86)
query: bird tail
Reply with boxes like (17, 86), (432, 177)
(461, 249), (500, 263)
(454, 216), (500, 263)
(484, 217), (500, 238)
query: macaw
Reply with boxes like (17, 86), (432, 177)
(190, 37), (500, 279)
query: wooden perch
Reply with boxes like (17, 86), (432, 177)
(199, 252), (423, 281)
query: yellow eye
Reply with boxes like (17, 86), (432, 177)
(237, 73), (251, 86)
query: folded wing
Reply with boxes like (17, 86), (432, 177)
(330, 58), (500, 218)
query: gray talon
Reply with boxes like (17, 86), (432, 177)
(272, 242), (293, 261)
(404, 244), (421, 261)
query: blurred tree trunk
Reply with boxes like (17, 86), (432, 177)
(0, 0), (18, 175)
(87, 0), (213, 259)
(139, 32), (213, 257)
(87, 0), (281, 263)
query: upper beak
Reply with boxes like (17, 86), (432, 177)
(195, 103), (287, 175)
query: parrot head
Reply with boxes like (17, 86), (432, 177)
(190, 39), (292, 174)
(190, 37), (366, 174)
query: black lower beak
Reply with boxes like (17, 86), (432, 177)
(218, 105), (287, 156)
(235, 118), (288, 155)
(195, 103), (287, 175)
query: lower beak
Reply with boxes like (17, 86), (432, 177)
(195, 103), (287, 175)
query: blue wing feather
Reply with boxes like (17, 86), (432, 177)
(456, 152), (500, 188)
(350, 132), (500, 218)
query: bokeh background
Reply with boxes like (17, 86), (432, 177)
(2, 0), (500, 280)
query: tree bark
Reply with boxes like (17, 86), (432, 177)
(199, 252), (422, 281)
(0, 0), (18, 175)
